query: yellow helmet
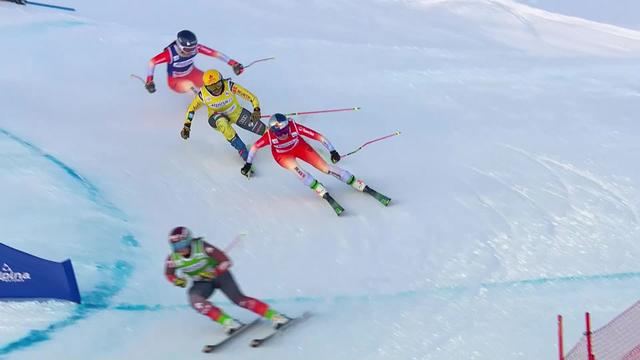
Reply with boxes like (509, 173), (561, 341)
(202, 69), (223, 86)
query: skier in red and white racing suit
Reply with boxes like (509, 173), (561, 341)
(241, 113), (382, 203)
(144, 30), (243, 94)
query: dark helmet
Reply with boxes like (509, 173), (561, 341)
(268, 113), (290, 137)
(168, 226), (193, 251)
(176, 30), (197, 53)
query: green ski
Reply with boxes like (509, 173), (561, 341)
(364, 186), (391, 206)
(323, 193), (344, 216)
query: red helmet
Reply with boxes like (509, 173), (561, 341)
(169, 226), (193, 251)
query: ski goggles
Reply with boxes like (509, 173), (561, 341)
(176, 43), (196, 55)
(271, 124), (289, 137)
(269, 114), (289, 136)
(170, 237), (192, 251)
(205, 80), (224, 95)
(272, 126), (289, 138)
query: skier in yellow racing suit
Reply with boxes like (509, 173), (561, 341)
(181, 69), (264, 161)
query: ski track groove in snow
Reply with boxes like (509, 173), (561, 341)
(467, 165), (559, 236)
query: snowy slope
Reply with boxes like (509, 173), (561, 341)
(2, 0), (640, 359)
(515, 0), (640, 29)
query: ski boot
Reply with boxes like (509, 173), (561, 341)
(348, 176), (391, 206)
(312, 180), (344, 215)
(271, 313), (292, 329)
(222, 318), (243, 335)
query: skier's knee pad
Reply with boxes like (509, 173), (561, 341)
(211, 115), (237, 141)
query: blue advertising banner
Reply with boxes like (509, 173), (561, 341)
(0, 243), (81, 303)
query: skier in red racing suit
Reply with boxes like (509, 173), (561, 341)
(144, 30), (244, 94)
(241, 113), (390, 211)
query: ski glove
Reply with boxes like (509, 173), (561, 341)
(173, 277), (187, 288)
(229, 60), (244, 75)
(199, 271), (216, 280)
(330, 150), (341, 164)
(199, 262), (231, 280)
(145, 80), (156, 93)
(241, 162), (253, 177)
(181, 125), (191, 140)
(251, 107), (261, 122)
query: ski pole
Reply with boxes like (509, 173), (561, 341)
(130, 74), (145, 84)
(132, 74), (199, 94)
(224, 233), (247, 253)
(341, 131), (401, 158)
(131, 73), (224, 85)
(260, 107), (360, 119)
(244, 57), (275, 69)
(25, 0), (75, 11)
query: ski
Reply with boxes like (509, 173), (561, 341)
(236, 110), (267, 135)
(202, 318), (260, 353)
(323, 193), (344, 216)
(364, 186), (391, 206)
(250, 312), (312, 348)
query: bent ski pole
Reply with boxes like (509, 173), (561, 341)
(244, 57), (275, 69)
(342, 131), (401, 158)
(261, 107), (360, 119)
(130, 74), (145, 84)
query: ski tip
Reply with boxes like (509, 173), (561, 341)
(250, 339), (262, 348)
(300, 311), (313, 319)
(202, 345), (215, 353)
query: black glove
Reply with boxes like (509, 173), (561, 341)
(330, 150), (341, 164)
(145, 80), (156, 93)
(232, 62), (244, 75)
(251, 107), (261, 122)
(241, 162), (253, 177)
(180, 125), (191, 140)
